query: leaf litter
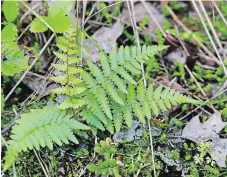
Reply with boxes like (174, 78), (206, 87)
(182, 112), (227, 167)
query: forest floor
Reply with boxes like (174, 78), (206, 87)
(1, 1), (227, 177)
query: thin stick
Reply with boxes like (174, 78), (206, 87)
(33, 150), (49, 177)
(82, 1), (124, 27)
(21, 1), (54, 32)
(184, 65), (206, 97)
(212, 1), (227, 27)
(165, 4), (220, 65)
(136, 163), (152, 177)
(19, 2), (41, 23)
(128, 1), (157, 177)
(17, 24), (31, 41)
(198, 0), (226, 59)
(5, 34), (55, 101)
(141, 0), (166, 38)
(191, 0), (227, 76)
(179, 88), (227, 120)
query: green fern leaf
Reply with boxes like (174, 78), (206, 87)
(111, 74), (127, 94)
(123, 105), (133, 127)
(83, 110), (105, 131)
(87, 95), (107, 125)
(87, 60), (104, 84)
(103, 81), (124, 105)
(58, 98), (86, 109)
(3, 106), (89, 170)
(95, 87), (113, 119)
(112, 104), (122, 132)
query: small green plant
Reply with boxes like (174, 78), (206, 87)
(2, 0), (19, 41)
(194, 142), (211, 165)
(97, 2), (112, 23)
(1, 0), (29, 76)
(88, 138), (119, 176)
(170, 150), (180, 161)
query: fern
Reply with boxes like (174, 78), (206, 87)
(51, 28), (87, 110)
(52, 28), (200, 133)
(3, 106), (90, 170)
(80, 45), (168, 120)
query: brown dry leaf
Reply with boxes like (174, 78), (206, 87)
(121, 2), (164, 35)
(157, 75), (186, 93)
(83, 21), (123, 63)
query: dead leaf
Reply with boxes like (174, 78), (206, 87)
(165, 46), (187, 64)
(121, 2), (164, 35)
(164, 34), (198, 68)
(182, 112), (227, 167)
(202, 112), (227, 133)
(209, 137), (227, 167)
(182, 115), (218, 143)
(182, 113), (227, 143)
(83, 21), (123, 63)
(23, 72), (58, 98)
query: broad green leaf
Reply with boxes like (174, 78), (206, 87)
(2, 1), (19, 22)
(48, 11), (71, 33)
(30, 16), (49, 33)
(2, 41), (29, 76)
(1, 23), (18, 41)
(48, 1), (74, 17)
(30, 12), (71, 33)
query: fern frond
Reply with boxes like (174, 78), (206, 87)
(103, 81), (124, 105)
(51, 31), (199, 133)
(51, 28), (87, 110)
(147, 84), (200, 115)
(95, 87), (113, 119)
(3, 106), (89, 170)
(87, 60), (104, 84)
